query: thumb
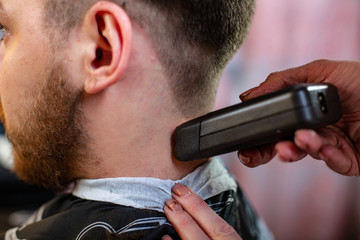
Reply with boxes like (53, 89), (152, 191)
(240, 59), (333, 101)
(161, 235), (173, 240)
(240, 69), (302, 101)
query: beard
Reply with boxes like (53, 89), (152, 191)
(0, 62), (91, 192)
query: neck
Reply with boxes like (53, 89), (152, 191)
(77, 23), (209, 181)
(79, 76), (207, 181)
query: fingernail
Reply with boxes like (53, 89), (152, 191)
(240, 90), (252, 99)
(172, 184), (192, 197)
(239, 153), (251, 165)
(165, 199), (183, 213)
(319, 152), (328, 162)
(162, 235), (172, 240)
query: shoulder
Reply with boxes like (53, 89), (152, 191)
(5, 195), (175, 240)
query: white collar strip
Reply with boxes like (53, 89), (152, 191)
(72, 158), (237, 213)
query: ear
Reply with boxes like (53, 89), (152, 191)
(83, 1), (132, 94)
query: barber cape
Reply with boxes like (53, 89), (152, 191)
(2, 159), (273, 240)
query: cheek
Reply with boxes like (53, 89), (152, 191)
(0, 43), (4, 66)
(0, 44), (49, 127)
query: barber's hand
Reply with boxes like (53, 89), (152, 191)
(163, 184), (242, 240)
(238, 60), (360, 176)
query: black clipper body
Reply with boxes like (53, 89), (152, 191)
(173, 84), (342, 161)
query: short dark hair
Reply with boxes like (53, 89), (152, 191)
(44, 0), (255, 117)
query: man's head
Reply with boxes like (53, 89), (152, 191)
(44, 0), (256, 117)
(0, 0), (255, 191)
(0, 0), (92, 191)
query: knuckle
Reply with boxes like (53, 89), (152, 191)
(266, 72), (277, 80)
(192, 198), (209, 212)
(312, 59), (328, 65)
(187, 196), (208, 214)
(173, 212), (194, 228)
(177, 217), (192, 228)
(213, 221), (238, 239)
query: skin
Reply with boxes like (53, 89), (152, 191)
(0, 1), (89, 191)
(163, 184), (242, 240)
(0, 0), (206, 192)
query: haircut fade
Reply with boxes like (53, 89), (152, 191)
(44, 0), (255, 117)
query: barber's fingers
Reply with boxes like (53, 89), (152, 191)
(161, 235), (172, 240)
(321, 145), (357, 175)
(238, 143), (276, 168)
(274, 141), (307, 162)
(293, 130), (323, 158)
(276, 129), (335, 162)
(164, 198), (210, 240)
(240, 60), (334, 101)
(296, 129), (359, 175)
(238, 130), (333, 167)
(164, 184), (242, 240)
(240, 67), (306, 101)
(277, 129), (359, 176)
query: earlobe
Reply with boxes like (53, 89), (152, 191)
(84, 1), (132, 94)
